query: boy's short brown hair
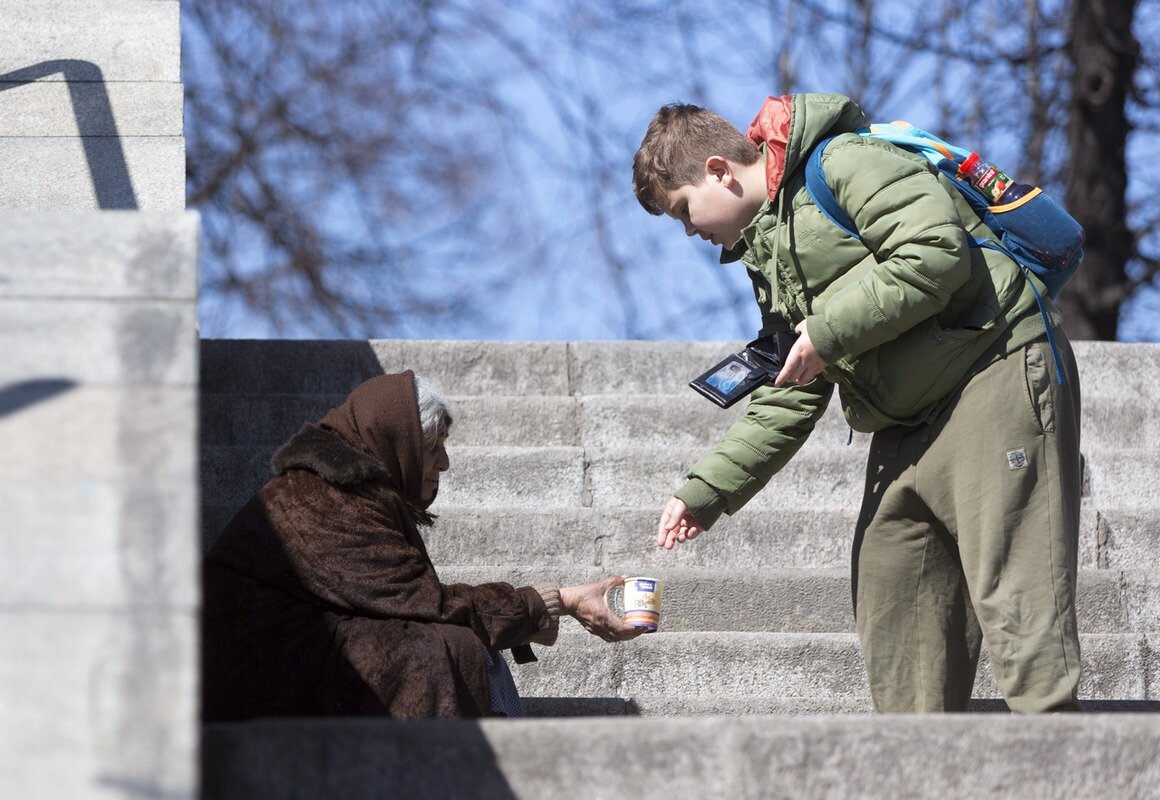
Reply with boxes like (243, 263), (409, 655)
(632, 103), (761, 216)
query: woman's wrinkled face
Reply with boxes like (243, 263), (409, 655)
(419, 431), (450, 502)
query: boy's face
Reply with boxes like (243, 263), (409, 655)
(663, 157), (757, 249)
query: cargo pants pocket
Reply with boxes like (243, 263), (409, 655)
(1024, 342), (1055, 433)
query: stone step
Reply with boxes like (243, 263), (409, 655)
(199, 339), (1160, 399)
(519, 695), (1160, 717)
(199, 339), (575, 397)
(196, 442), (893, 512)
(200, 504), (1152, 574)
(509, 629), (1154, 705)
(0, 1), (180, 83)
(200, 441), (1157, 513)
(0, 81), (183, 137)
(437, 566), (1158, 635)
(200, 387), (1157, 451)
(201, 714), (1160, 800)
(0, 137), (185, 211)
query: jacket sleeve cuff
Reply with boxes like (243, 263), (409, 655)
(527, 583), (561, 646)
(674, 478), (727, 530)
(805, 314), (844, 364)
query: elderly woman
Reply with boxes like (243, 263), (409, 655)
(202, 370), (640, 720)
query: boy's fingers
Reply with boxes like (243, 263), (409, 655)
(774, 356), (798, 386)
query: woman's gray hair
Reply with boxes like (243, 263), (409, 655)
(414, 373), (453, 449)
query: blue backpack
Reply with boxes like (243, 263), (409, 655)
(804, 121), (1085, 384)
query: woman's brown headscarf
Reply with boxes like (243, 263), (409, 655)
(318, 371), (433, 509)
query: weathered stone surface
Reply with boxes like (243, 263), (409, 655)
(0, 81), (183, 137)
(0, 137), (185, 211)
(0, 609), (196, 800)
(202, 714), (1160, 800)
(0, 1), (180, 82)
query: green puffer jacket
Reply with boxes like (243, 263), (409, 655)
(677, 92), (1056, 529)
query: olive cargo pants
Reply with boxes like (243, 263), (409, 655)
(853, 335), (1083, 712)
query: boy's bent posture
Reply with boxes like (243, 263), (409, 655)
(633, 93), (1082, 713)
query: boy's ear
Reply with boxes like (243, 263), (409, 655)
(705, 156), (734, 186)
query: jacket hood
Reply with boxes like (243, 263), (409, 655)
(746, 93), (868, 200)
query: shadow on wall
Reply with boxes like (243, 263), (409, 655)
(199, 339), (388, 552)
(0, 60), (138, 209)
(0, 378), (76, 419)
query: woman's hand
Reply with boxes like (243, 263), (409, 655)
(657, 496), (703, 549)
(559, 575), (645, 642)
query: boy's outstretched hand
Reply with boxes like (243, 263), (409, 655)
(775, 320), (828, 387)
(657, 496), (703, 549)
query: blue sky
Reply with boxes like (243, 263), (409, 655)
(186, 0), (1159, 343)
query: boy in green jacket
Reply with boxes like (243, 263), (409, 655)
(632, 93), (1082, 713)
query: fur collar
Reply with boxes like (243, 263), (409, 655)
(271, 424), (389, 485)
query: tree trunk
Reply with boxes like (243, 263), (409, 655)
(1059, 0), (1139, 339)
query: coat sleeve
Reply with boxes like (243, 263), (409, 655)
(803, 135), (972, 364)
(248, 473), (559, 652)
(675, 378), (834, 529)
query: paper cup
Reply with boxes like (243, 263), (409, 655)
(622, 576), (665, 632)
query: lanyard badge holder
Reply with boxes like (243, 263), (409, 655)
(688, 331), (799, 408)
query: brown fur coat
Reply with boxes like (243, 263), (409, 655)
(202, 372), (558, 720)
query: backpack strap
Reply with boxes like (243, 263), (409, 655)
(804, 136), (862, 241)
(803, 133), (1068, 386)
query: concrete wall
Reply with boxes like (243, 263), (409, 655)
(0, 0), (184, 210)
(0, 2), (197, 798)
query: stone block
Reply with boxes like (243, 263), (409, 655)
(0, 608), (196, 800)
(0, 80), (183, 136)
(200, 339), (573, 396)
(199, 446), (277, 511)
(200, 393), (580, 448)
(0, 1), (180, 82)
(579, 392), (870, 450)
(1072, 341), (1160, 400)
(366, 340), (572, 396)
(597, 506), (861, 570)
(446, 395), (579, 447)
(0, 211), (198, 299)
(584, 446), (866, 509)
(1085, 450), (1160, 508)
(424, 508), (602, 567)
(1124, 572), (1160, 632)
(201, 715), (1160, 800)
(1099, 509), (1160, 569)
(0, 299), (197, 385)
(570, 340), (746, 395)
(436, 446), (586, 509)
(509, 625), (624, 698)
(199, 340), (390, 396)
(1078, 569), (1128, 633)
(199, 393), (347, 448)
(0, 477), (197, 608)
(0, 384), (195, 481)
(0, 136), (185, 211)
(621, 631), (869, 701)
(202, 444), (589, 512)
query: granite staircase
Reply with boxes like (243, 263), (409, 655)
(200, 338), (1160, 799)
